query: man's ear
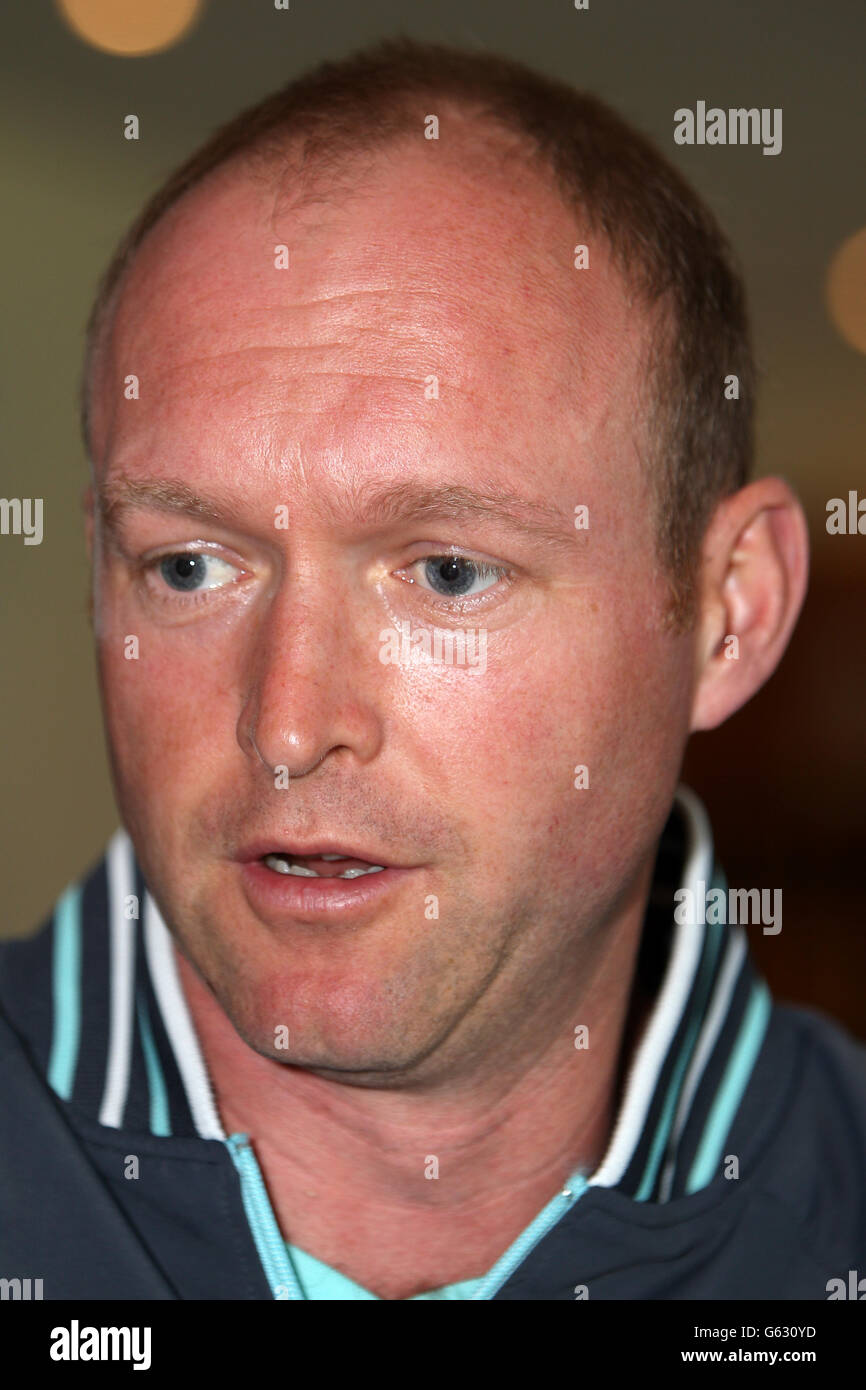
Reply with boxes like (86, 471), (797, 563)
(689, 477), (809, 732)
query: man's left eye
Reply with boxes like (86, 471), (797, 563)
(158, 553), (239, 592)
(404, 555), (505, 598)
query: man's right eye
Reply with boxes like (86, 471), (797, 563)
(156, 552), (240, 593)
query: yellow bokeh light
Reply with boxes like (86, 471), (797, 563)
(826, 227), (866, 355)
(56, 0), (204, 57)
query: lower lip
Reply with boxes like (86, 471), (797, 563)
(239, 859), (415, 923)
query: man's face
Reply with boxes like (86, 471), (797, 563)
(89, 142), (696, 1082)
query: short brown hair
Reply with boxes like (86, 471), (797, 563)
(81, 36), (754, 627)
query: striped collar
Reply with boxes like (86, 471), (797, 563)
(1, 784), (770, 1205)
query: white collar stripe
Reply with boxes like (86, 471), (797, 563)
(98, 830), (138, 1130)
(630, 920), (726, 1202)
(656, 927), (748, 1201)
(143, 892), (225, 1141)
(588, 785), (714, 1189)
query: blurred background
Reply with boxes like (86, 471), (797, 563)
(1, 1), (863, 1035)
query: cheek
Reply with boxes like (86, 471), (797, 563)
(389, 594), (688, 899)
(388, 601), (674, 796)
(96, 613), (238, 807)
(379, 616), (603, 876)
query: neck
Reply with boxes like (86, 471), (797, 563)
(176, 873), (656, 1298)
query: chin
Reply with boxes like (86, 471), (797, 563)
(216, 968), (441, 1080)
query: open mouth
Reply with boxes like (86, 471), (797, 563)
(262, 853), (386, 880)
(240, 842), (412, 923)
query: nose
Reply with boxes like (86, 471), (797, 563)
(237, 580), (383, 781)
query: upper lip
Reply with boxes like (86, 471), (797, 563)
(236, 839), (403, 867)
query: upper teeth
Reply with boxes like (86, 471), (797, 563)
(263, 854), (385, 879)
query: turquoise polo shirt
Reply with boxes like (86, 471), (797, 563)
(286, 1242), (483, 1300)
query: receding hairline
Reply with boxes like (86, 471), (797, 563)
(82, 98), (669, 474)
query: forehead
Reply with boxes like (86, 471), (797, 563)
(93, 139), (653, 509)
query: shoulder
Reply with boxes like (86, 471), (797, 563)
(738, 1001), (866, 1263)
(767, 1001), (866, 1120)
(0, 913), (56, 1070)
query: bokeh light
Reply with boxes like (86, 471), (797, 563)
(55, 0), (204, 57)
(826, 226), (866, 355)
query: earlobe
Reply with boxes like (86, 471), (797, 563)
(689, 478), (809, 732)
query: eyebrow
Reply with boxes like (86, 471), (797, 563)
(97, 474), (579, 554)
(99, 477), (237, 529)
